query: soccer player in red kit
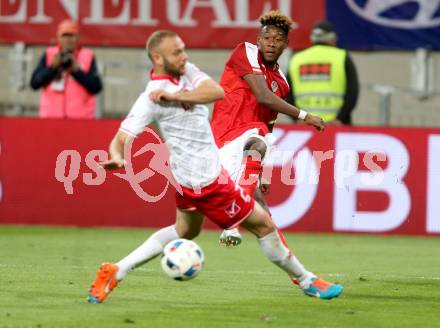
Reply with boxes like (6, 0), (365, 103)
(87, 30), (342, 304)
(212, 11), (325, 246)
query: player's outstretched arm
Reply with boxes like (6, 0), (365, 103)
(243, 74), (325, 131)
(100, 131), (132, 170)
(150, 79), (224, 105)
(175, 79), (224, 104)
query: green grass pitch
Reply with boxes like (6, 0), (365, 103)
(1, 225), (439, 328)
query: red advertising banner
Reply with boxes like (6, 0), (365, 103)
(1, 117), (440, 235)
(0, 0), (323, 49)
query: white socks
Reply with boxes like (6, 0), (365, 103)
(258, 230), (314, 289)
(115, 225), (179, 281)
(114, 226), (314, 288)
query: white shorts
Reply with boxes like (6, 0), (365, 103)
(218, 128), (273, 182)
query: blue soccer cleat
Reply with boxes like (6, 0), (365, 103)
(302, 277), (344, 300)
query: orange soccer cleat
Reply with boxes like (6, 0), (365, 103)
(87, 262), (119, 304)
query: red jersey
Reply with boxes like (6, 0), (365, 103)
(211, 42), (289, 147)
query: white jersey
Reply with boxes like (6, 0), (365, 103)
(120, 62), (222, 189)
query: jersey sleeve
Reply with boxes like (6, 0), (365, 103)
(228, 42), (263, 77)
(120, 91), (155, 137)
(185, 62), (211, 88)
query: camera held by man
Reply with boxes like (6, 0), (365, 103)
(52, 47), (78, 74)
(59, 48), (73, 69)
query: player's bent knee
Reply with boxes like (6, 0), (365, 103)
(175, 209), (204, 239)
(241, 205), (276, 238)
(178, 226), (201, 240)
(257, 219), (276, 237)
(244, 138), (267, 159)
(175, 220), (202, 240)
(247, 222), (275, 238)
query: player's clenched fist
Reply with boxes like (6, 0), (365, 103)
(149, 89), (176, 104)
(99, 158), (126, 170)
(304, 114), (325, 132)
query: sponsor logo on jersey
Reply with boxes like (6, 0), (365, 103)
(225, 200), (241, 218)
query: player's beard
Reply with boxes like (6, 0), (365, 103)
(163, 57), (185, 78)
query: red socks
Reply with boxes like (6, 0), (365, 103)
(238, 155), (262, 196)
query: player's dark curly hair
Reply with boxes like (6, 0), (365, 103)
(259, 10), (292, 36)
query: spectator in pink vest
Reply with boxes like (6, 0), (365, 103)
(30, 19), (102, 119)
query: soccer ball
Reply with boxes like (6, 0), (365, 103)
(160, 239), (204, 281)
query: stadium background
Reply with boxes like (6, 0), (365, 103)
(1, 0), (440, 236)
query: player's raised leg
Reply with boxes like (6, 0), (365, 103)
(250, 187), (302, 286)
(87, 210), (204, 303)
(220, 137), (265, 246)
(241, 202), (344, 300)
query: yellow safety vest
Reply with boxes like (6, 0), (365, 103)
(289, 45), (347, 122)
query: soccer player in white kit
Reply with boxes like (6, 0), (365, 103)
(87, 30), (343, 303)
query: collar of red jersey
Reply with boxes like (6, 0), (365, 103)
(150, 69), (180, 85)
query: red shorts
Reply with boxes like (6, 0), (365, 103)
(175, 170), (255, 229)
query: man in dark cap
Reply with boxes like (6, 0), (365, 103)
(287, 20), (359, 125)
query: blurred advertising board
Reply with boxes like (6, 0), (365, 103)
(1, 117), (439, 235)
(328, 0), (440, 50)
(0, 0), (323, 49)
(1, 1), (439, 49)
